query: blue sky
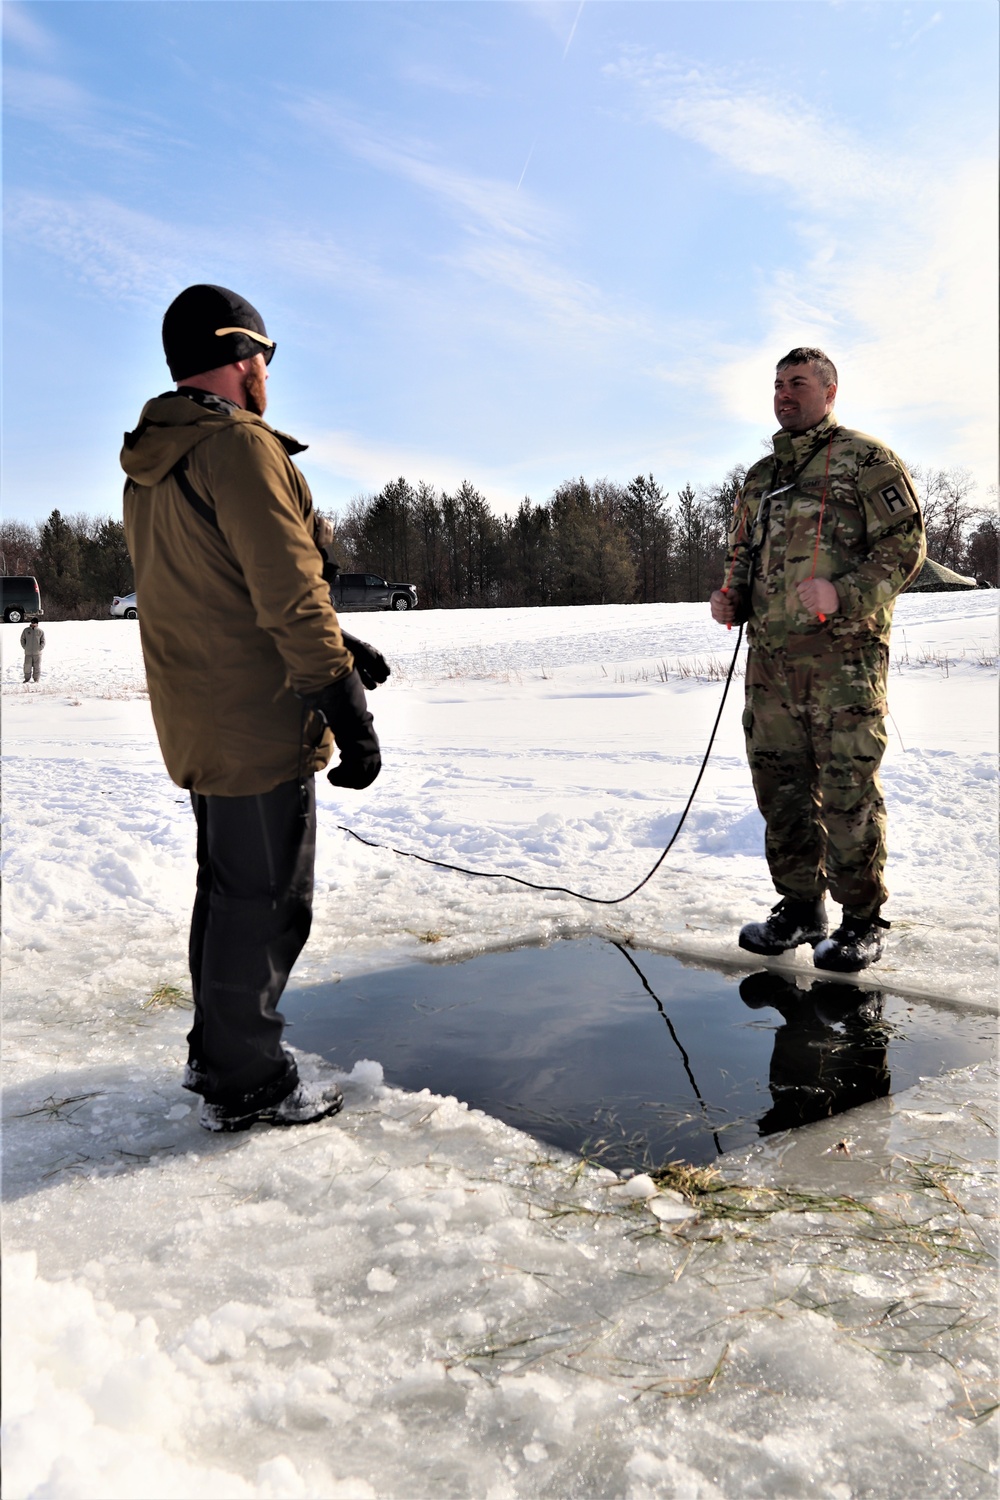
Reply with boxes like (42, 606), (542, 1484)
(3, 0), (997, 524)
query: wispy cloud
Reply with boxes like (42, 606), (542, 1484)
(306, 429), (531, 514)
(288, 97), (551, 243)
(5, 191), (399, 313)
(448, 239), (653, 348)
(608, 52), (998, 476)
(4, 66), (95, 125)
(3, 64), (189, 158)
(607, 52), (907, 210)
(265, 229), (401, 300)
(2, 1), (58, 60)
(899, 10), (943, 49)
(4, 192), (196, 305)
(397, 60), (490, 98)
(284, 96), (672, 355)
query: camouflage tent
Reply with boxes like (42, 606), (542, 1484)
(904, 557), (978, 592)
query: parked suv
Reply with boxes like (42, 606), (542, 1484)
(330, 573), (417, 612)
(1, 576), (43, 623)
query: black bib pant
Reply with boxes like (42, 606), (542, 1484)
(187, 777), (315, 1109)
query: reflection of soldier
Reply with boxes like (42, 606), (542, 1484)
(739, 971), (890, 1135)
(20, 620), (45, 682)
(711, 348), (925, 972)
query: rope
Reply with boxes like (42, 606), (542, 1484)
(338, 623), (745, 907)
(612, 942), (723, 1155)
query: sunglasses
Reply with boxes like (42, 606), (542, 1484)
(215, 326), (276, 365)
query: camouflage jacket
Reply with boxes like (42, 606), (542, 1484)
(724, 412), (926, 653)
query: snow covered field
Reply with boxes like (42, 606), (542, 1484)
(2, 595), (997, 1498)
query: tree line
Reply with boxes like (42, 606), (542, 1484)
(0, 511), (134, 619)
(333, 470), (743, 609)
(2, 464), (995, 618)
(333, 462), (997, 607)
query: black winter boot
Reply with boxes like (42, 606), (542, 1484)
(814, 913), (890, 973)
(199, 1080), (344, 1133)
(738, 897), (828, 956)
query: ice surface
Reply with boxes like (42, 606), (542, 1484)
(2, 596), (997, 1497)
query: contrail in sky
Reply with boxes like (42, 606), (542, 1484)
(518, 3), (583, 191)
(516, 136), (537, 192)
(563, 0), (585, 59)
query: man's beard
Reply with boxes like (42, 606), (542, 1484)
(243, 359), (268, 416)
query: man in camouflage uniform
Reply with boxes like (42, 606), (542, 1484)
(710, 348), (925, 971)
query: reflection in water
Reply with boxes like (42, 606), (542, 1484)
(282, 938), (984, 1171)
(738, 970), (891, 1135)
(612, 943), (723, 1156)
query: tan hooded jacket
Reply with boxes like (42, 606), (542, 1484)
(121, 392), (352, 795)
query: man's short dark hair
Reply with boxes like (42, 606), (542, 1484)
(776, 347), (838, 388)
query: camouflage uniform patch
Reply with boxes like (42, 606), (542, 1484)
(723, 413), (925, 916)
(743, 641), (889, 914)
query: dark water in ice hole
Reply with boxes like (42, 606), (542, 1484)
(282, 939), (995, 1172)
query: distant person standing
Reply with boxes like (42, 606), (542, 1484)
(710, 348), (925, 972)
(21, 619), (45, 682)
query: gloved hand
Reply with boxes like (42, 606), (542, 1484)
(340, 632), (391, 691)
(309, 671), (381, 790)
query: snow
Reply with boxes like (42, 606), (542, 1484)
(2, 594), (997, 1498)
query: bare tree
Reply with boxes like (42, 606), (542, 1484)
(0, 519), (40, 577)
(909, 466), (983, 572)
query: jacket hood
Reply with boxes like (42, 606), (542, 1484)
(120, 392), (306, 486)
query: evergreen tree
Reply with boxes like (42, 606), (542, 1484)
(36, 509), (83, 611)
(81, 518), (134, 601)
(622, 474), (672, 602)
(674, 483), (707, 600)
(501, 499), (556, 605)
(550, 479), (636, 605)
(411, 482), (448, 606)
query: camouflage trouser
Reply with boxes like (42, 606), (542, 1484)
(23, 653), (41, 682)
(742, 641), (889, 917)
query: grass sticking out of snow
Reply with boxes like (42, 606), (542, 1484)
(142, 983), (191, 1010)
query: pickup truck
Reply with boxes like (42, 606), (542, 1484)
(330, 572), (418, 612)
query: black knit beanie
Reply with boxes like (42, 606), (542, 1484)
(162, 284), (276, 381)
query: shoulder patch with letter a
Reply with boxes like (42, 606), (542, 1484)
(863, 462), (918, 523)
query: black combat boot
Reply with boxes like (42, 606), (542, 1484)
(813, 912), (890, 973)
(199, 1080), (345, 1133)
(738, 897), (828, 956)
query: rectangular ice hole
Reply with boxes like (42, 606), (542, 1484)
(282, 938), (994, 1172)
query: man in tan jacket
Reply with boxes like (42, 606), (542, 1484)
(122, 283), (385, 1132)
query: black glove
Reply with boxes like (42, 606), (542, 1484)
(310, 671), (381, 790)
(340, 632), (390, 691)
